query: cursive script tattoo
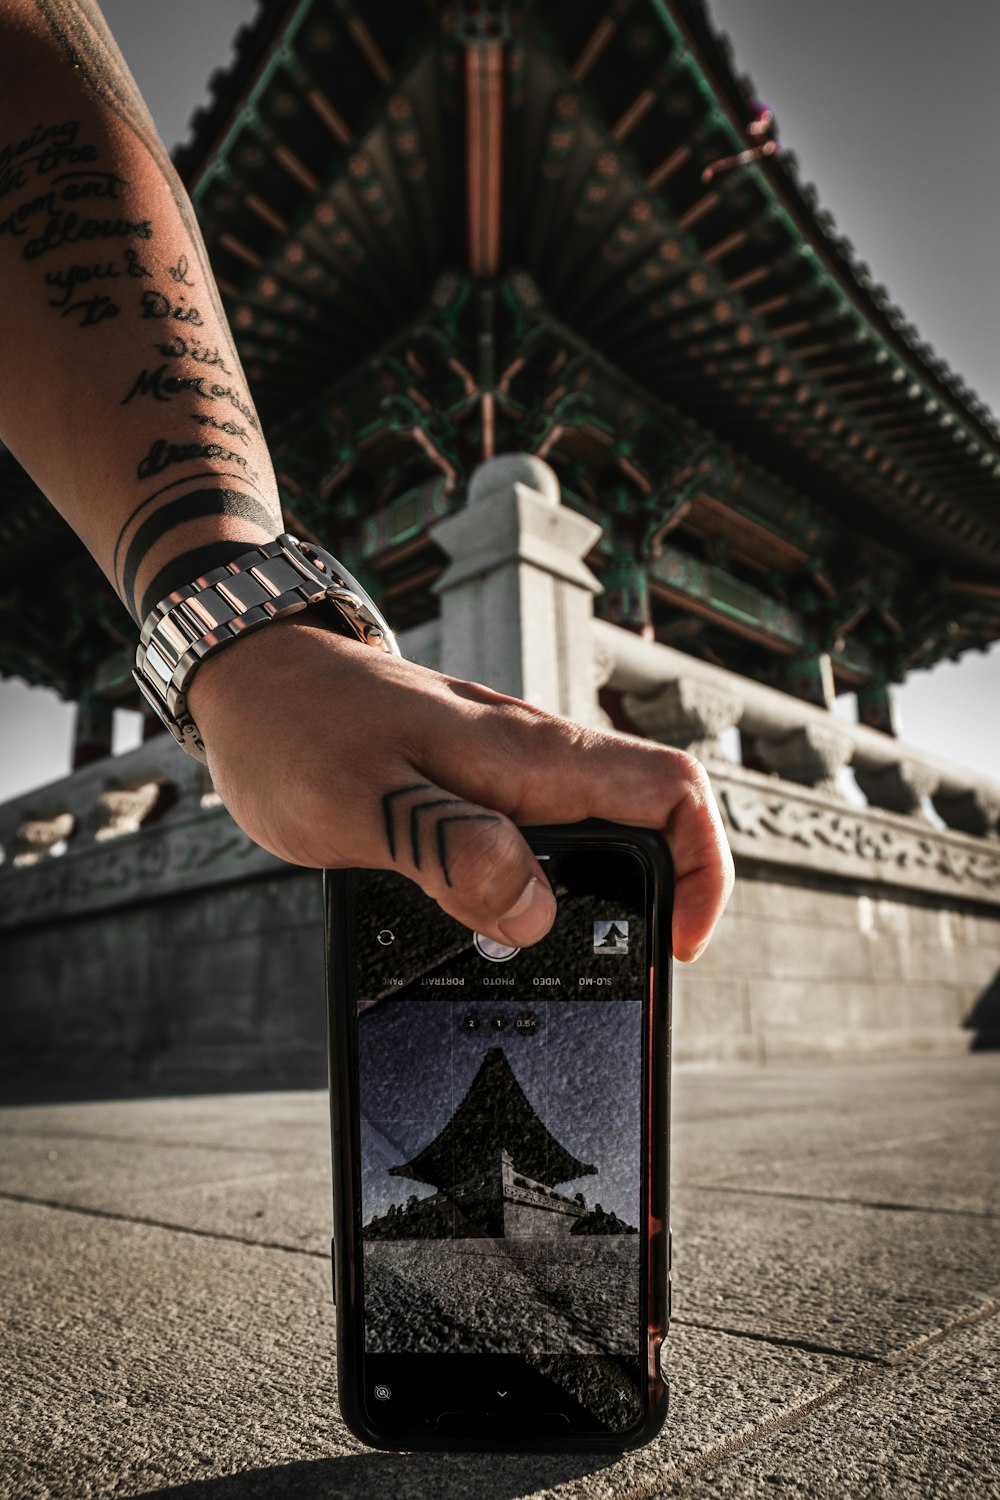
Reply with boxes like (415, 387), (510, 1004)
(137, 438), (251, 481)
(121, 364), (207, 404)
(0, 120), (80, 199)
(23, 208), (152, 259)
(61, 291), (119, 327)
(33, 0), (233, 332)
(119, 363), (260, 432)
(156, 332), (231, 372)
(192, 413), (249, 444)
(139, 287), (203, 324)
(167, 252), (194, 286)
(124, 246), (152, 277)
(51, 167), (126, 202)
(45, 259), (119, 307)
(202, 381), (260, 431)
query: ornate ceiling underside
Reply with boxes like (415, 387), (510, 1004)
(2, 0), (998, 705)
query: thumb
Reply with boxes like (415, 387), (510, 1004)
(379, 779), (556, 947)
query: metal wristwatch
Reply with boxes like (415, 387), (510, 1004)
(134, 533), (400, 762)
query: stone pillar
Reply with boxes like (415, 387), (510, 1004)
(784, 647), (835, 709)
(756, 723), (854, 796)
(431, 454), (604, 726)
(857, 678), (899, 736)
(601, 539), (651, 635)
(623, 679), (743, 763)
(72, 686), (113, 769)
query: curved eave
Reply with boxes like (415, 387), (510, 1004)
(667, 0), (1000, 452)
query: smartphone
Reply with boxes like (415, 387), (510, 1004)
(324, 820), (672, 1451)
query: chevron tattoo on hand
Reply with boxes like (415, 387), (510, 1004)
(381, 783), (501, 887)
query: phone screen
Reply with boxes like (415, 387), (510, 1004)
(346, 844), (655, 1439)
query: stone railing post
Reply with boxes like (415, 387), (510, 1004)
(755, 723), (855, 796)
(853, 760), (939, 819)
(430, 454), (604, 727)
(933, 786), (1000, 840)
(623, 678), (743, 762)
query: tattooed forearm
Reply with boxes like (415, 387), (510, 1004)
(34, 0), (233, 333)
(0, 11), (282, 627)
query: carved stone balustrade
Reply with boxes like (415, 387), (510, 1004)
(755, 723), (855, 795)
(11, 812), (76, 867)
(595, 617), (998, 838)
(933, 785), (1000, 840)
(854, 759), (941, 819)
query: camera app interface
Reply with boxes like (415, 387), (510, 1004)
(352, 847), (648, 1435)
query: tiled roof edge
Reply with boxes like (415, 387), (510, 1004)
(675, 0), (1000, 452)
(171, 0), (295, 182)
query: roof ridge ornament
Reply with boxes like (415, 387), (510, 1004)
(701, 100), (780, 183)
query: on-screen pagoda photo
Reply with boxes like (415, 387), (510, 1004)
(364, 1046), (636, 1239)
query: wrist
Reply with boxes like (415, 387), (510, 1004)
(133, 533), (399, 761)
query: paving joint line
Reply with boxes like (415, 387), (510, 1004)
(669, 1317), (880, 1364)
(673, 1181), (998, 1219)
(609, 1299), (1000, 1500)
(0, 1125), (319, 1158)
(0, 1189), (327, 1259)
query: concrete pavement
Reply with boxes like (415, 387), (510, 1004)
(1, 1054), (998, 1498)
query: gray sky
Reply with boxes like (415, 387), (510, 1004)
(0, 0), (997, 800)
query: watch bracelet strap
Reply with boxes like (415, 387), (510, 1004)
(133, 534), (387, 761)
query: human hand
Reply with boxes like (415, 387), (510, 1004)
(187, 620), (734, 960)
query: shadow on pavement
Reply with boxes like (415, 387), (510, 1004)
(965, 966), (1000, 1050)
(126, 1451), (615, 1500)
(0, 1072), (327, 1107)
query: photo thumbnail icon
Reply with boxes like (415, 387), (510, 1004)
(593, 919), (629, 955)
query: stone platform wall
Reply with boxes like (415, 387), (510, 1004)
(1, 744), (997, 1090)
(0, 857), (327, 1092)
(677, 863), (1000, 1064)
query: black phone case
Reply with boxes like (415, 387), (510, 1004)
(324, 820), (673, 1452)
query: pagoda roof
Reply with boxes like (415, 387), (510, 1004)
(1, 0), (997, 698)
(389, 1046), (597, 1191)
